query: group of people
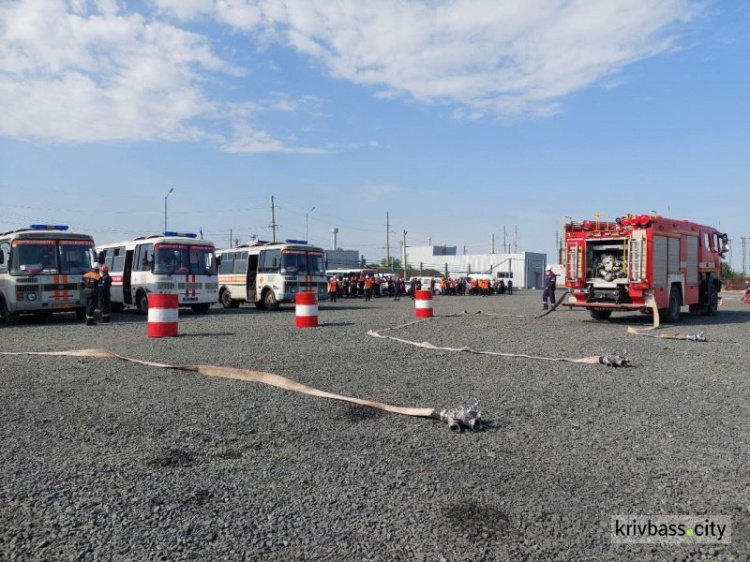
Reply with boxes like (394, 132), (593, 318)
(327, 274), (515, 302)
(81, 262), (112, 325)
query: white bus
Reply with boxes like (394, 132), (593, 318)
(96, 232), (218, 314)
(216, 240), (328, 310)
(0, 224), (96, 324)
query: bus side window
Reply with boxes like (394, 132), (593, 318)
(219, 253), (234, 274)
(260, 249), (280, 272)
(112, 247), (126, 273)
(0, 241), (9, 270)
(234, 252), (248, 274)
(135, 244), (154, 271)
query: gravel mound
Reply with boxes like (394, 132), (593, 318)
(1, 291), (748, 560)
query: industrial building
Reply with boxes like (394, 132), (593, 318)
(325, 249), (361, 269)
(405, 245), (547, 289)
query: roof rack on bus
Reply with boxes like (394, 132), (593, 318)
(234, 240), (272, 248)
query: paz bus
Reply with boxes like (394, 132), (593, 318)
(216, 240), (328, 310)
(96, 232), (218, 314)
(0, 224), (96, 324)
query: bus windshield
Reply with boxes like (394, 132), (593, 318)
(11, 240), (58, 275)
(281, 251), (326, 276)
(59, 241), (95, 274)
(154, 244), (216, 276)
(190, 246), (216, 276)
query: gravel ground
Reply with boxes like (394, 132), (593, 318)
(0, 290), (748, 561)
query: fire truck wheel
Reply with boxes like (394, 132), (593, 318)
(662, 287), (682, 323)
(589, 309), (612, 321)
(220, 289), (240, 309)
(702, 283), (719, 316)
(136, 291), (149, 315)
(263, 289), (279, 311)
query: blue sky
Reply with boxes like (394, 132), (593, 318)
(1, 0), (748, 269)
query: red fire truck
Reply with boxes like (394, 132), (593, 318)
(563, 213), (728, 322)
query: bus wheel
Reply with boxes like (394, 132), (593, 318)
(136, 291), (149, 315)
(191, 303), (211, 314)
(1, 298), (20, 325)
(254, 301), (265, 310)
(220, 290), (240, 309)
(263, 290), (279, 311)
(589, 309), (612, 321)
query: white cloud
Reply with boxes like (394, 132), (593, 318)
(0, 0), (319, 152)
(360, 184), (399, 201)
(0, 0), (702, 150)
(157, 0), (700, 117)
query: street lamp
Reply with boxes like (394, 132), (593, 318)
(305, 206), (315, 241)
(164, 188), (174, 232)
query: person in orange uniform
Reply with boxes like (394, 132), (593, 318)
(328, 276), (339, 302)
(81, 262), (102, 325)
(364, 275), (374, 301)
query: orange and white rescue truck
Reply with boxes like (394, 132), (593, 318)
(563, 213), (728, 322)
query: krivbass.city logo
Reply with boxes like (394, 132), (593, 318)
(611, 516), (731, 544)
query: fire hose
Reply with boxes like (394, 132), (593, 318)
(625, 295), (708, 342)
(367, 311), (631, 367)
(539, 292), (707, 342)
(0, 348), (482, 432)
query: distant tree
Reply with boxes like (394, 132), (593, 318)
(380, 257), (402, 270)
(721, 262), (739, 280)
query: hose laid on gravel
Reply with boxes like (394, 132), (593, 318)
(626, 296), (708, 342)
(367, 317), (630, 367)
(0, 348), (483, 431)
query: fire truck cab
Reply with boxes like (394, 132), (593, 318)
(563, 214), (727, 323)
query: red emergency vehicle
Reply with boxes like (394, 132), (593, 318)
(563, 213), (727, 322)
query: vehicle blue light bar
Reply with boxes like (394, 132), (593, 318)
(163, 231), (198, 239)
(285, 239), (308, 244)
(30, 224), (69, 231)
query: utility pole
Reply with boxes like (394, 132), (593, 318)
(229, 229), (233, 248)
(402, 230), (408, 279)
(386, 212), (391, 272)
(270, 196), (278, 243)
(742, 237), (748, 276)
(491, 233), (495, 254)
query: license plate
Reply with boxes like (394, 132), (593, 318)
(183, 297), (198, 302)
(53, 303), (74, 310)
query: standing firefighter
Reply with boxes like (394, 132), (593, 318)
(542, 266), (557, 310)
(328, 276), (339, 303)
(99, 264), (112, 323)
(81, 262), (102, 325)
